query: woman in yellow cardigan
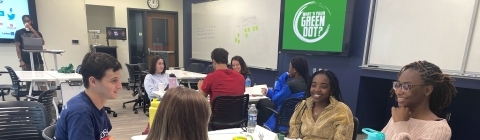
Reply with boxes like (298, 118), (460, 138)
(288, 69), (354, 140)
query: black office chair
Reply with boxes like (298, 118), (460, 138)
(5, 66), (43, 101)
(0, 71), (11, 101)
(122, 64), (144, 114)
(353, 117), (359, 140)
(209, 95), (249, 131)
(138, 63), (149, 72)
(266, 98), (303, 134)
(188, 63), (205, 73)
(27, 88), (58, 125)
(42, 124), (56, 140)
(0, 101), (50, 139)
(76, 65), (82, 74)
(205, 64), (214, 74)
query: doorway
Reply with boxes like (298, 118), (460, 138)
(146, 12), (178, 68)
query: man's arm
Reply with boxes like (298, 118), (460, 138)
(14, 30), (24, 65)
(15, 42), (22, 60)
(32, 31), (44, 45)
(197, 80), (208, 97)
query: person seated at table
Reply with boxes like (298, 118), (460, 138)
(288, 70), (354, 140)
(144, 56), (178, 100)
(257, 56), (310, 131)
(231, 55), (253, 86)
(54, 52), (122, 140)
(381, 61), (456, 140)
(146, 87), (211, 140)
(198, 48), (245, 103)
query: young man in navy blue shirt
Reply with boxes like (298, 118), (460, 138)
(54, 52), (122, 140)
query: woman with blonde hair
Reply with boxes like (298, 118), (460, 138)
(146, 87), (211, 140)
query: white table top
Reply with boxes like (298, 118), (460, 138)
(166, 70), (206, 80)
(15, 71), (57, 81)
(132, 128), (247, 140)
(152, 90), (268, 102)
(45, 71), (82, 81)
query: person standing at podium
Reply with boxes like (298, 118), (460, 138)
(14, 15), (45, 71)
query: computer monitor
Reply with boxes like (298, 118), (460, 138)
(106, 27), (127, 40)
(23, 37), (43, 50)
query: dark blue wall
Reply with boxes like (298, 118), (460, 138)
(183, 0), (480, 139)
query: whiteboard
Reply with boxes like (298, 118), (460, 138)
(191, 0), (280, 70)
(366, 0), (477, 71)
(466, 4), (480, 73)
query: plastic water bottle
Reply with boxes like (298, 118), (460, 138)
(247, 104), (257, 133)
(245, 76), (251, 87)
(149, 98), (160, 128)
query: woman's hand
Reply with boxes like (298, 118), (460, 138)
(391, 106), (410, 122)
(261, 88), (267, 96)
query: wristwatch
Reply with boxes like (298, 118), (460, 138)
(18, 59), (22, 62)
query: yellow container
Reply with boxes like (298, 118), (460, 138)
(149, 98), (160, 128)
(232, 136), (247, 140)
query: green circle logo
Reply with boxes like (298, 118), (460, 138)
(293, 1), (331, 43)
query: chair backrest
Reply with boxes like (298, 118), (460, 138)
(0, 101), (49, 139)
(210, 95), (249, 130)
(37, 88), (57, 124)
(42, 124), (56, 140)
(188, 63), (204, 73)
(4, 66), (21, 90)
(125, 63), (136, 82)
(76, 65), (82, 74)
(206, 64), (214, 74)
(276, 98), (303, 128)
(353, 117), (359, 140)
(138, 63), (149, 72)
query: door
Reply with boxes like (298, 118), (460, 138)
(146, 12), (177, 68)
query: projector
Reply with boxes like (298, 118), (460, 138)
(88, 30), (100, 34)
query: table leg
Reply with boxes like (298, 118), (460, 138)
(187, 80), (192, 89)
(29, 52), (34, 71)
(53, 54), (58, 71)
(27, 82), (34, 101)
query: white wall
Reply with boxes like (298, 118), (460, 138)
(85, 0), (184, 83)
(35, 0), (89, 71)
(86, 5), (116, 46)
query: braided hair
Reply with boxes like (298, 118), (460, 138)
(290, 56), (310, 86)
(293, 69), (344, 137)
(391, 60), (457, 116)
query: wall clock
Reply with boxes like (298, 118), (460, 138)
(147, 0), (159, 9)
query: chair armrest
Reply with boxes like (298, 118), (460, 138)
(266, 107), (279, 115)
(26, 95), (38, 101)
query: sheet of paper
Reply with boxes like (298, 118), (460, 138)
(244, 84), (268, 96)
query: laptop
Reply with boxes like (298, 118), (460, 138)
(23, 37), (43, 50)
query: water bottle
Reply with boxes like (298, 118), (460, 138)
(247, 104), (257, 133)
(149, 98), (160, 128)
(168, 73), (177, 89)
(362, 128), (385, 140)
(245, 76), (252, 87)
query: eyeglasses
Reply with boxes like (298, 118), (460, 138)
(392, 81), (425, 92)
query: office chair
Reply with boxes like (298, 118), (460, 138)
(266, 98), (302, 135)
(122, 64), (145, 114)
(209, 95), (249, 131)
(0, 101), (50, 139)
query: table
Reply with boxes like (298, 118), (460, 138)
(131, 128), (247, 140)
(45, 71), (83, 105)
(15, 71), (82, 119)
(166, 70), (207, 88)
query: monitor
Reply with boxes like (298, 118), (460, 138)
(0, 0), (36, 41)
(106, 27), (127, 40)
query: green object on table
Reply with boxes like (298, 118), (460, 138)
(57, 63), (75, 73)
(277, 133), (285, 140)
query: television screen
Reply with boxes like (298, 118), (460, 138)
(106, 27), (127, 40)
(279, 0), (355, 56)
(0, 0), (31, 40)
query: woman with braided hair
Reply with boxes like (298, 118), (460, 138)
(382, 60), (457, 140)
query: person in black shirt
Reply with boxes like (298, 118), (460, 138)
(14, 15), (44, 71)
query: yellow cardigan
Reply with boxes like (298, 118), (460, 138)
(287, 96), (354, 140)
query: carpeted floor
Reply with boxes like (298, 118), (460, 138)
(2, 88), (367, 140)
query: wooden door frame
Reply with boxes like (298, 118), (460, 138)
(126, 8), (179, 67)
